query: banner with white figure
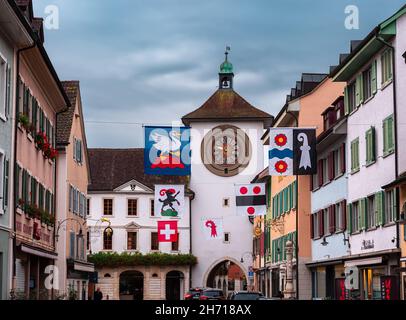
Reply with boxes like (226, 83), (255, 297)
(201, 218), (224, 240)
(268, 128), (316, 176)
(155, 185), (184, 217)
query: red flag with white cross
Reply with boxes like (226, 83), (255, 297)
(158, 221), (178, 242)
(235, 183), (267, 216)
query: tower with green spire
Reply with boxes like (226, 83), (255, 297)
(219, 47), (234, 89)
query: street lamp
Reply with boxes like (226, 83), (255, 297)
(55, 218), (84, 242)
(240, 252), (255, 264)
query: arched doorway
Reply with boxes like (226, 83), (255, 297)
(119, 271), (144, 300)
(166, 271), (184, 300)
(206, 260), (247, 296)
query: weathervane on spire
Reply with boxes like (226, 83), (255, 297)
(225, 46), (231, 61)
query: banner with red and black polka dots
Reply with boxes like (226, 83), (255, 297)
(235, 183), (267, 216)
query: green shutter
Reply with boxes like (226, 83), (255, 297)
(284, 188), (288, 212)
(6, 65), (11, 117)
(388, 115), (394, 153)
(393, 188), (399, 221)
(376, 191), (385, 226)
(293, 181), (297, 209)
(283, 236), (287, 260)
(344, 87), (349, 115)
(289, 184), (293, 210)
(371, 60), (377, 94)
(15, 164), (20, 204)
(355, 74), (363, 106)
(3, 159), (9, 208)
(347, 203), (353, 233)
(360, 198), (367, 230)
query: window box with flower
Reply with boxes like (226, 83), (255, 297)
(34, 131), (58, 161)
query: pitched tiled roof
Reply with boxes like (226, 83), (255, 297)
(88, 148), (189, 192)
(57, 81), (79, 145)
(182, 89), (273, 126)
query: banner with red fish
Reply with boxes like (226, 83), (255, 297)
(201, 218), (223, 240)
(154, 185), (184, 217)
(144, 126), (191, 176)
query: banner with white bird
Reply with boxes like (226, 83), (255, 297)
(201, 217), (223, 240)
(155, 185), (185, 217)
(144, 126), (191, 175)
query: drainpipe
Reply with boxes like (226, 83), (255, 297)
(188, 192), (194, 290)
(12, 43), (36, 297)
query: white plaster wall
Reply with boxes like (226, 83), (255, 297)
(395, 14), (406, 175)
(350, 225), (397, 255)
(189, 121), (265, 287)
(87, 191), (190, 255)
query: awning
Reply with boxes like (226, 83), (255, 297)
(306, 258), (344, 268)
(344, 257), (382, 268)
(21, 244), (57, 260)
(74, 262), (95, 273)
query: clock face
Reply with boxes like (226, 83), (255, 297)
(201, 125), (252, 177)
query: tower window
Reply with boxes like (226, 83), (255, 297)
(224, 232), (230, 243)
(223, 198), (230, 207)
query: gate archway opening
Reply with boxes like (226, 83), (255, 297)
(166, 271), (185, 300)
(119, 271), (144, 300)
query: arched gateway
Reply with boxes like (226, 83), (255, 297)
(119, 271), (144, 300)
(205, 260), (247, 296)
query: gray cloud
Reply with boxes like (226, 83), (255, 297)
(34, 0), (405, 148)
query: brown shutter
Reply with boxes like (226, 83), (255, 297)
(329, 205), (336, 233)
(319, 210), (324, 237)
(340, 143), (346, 174)
(318, 160), (324, 187)
(311, 214), (315, 239)
(341, 200), (347, 231)
(329, 152), (335, 181)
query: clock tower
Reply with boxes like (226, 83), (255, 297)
(182, 51), (273, 290)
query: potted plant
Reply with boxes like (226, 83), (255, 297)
(18, 113), (30, 129)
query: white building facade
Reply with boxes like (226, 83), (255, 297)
(86, 148), (192, 300)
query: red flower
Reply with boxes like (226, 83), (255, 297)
(274, 134), (287, 147)
(275, 160), (288, 174)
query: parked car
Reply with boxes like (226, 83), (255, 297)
(199, 289), (226, 300)
(184, 287), (205, 300)
(228, 291), (264, 300)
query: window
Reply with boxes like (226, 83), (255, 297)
(323, 209), (330, 235)
(103, 228), (113, 250)
(171, 233), (179, 251)
(86, 231), (90, 251)
(333, 149), (341, 177)
(345, 81), (356, 114)
(127, 199), (138, 216)
(224, 232), (230, 243)
(73, 138), (83, 164)
(69, 232), (75, 258)
(313, 212), (319, 238)
(351, 138), (360, 173)
(362, 66), (372, 101)
(381, 49), (393, 84)
(0, 54), (10, 118)
(127, 232), (137, 250)
(223, 198), (230, 207)
(352, 202), (359, 232)
(385, 189), (397, 224)
(383, 115), (395, 156)
(0, 153), (4, 211)
(103, 199), (113, 216)
(365, 127), (376, 165)
(150, 199), (155, 217)
(322, 158), (328, 184)
(151, 232), (159, 251)
(87, 198), (90, 216)
(367, 195), (376, 228)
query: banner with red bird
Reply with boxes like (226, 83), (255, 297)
(158, 221), (178, 242)
(155, 185), (184, 217)
(235, 183), (267, 216)
(201, 218), (223, 240)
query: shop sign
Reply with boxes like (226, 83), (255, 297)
(335, 278), (346, 300)
(361, 239), (374, 250)
(380, 276), (399, 300)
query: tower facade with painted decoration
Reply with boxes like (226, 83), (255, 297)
(182, 51), (273, 291)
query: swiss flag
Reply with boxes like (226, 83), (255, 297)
(158, 221), (178, 242)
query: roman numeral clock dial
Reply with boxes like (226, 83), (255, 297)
(201, 125), (252, 177)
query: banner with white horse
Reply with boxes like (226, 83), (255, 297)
(144, 126), (191, 176)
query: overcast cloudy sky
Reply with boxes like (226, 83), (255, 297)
(33, 0), (405, 148)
